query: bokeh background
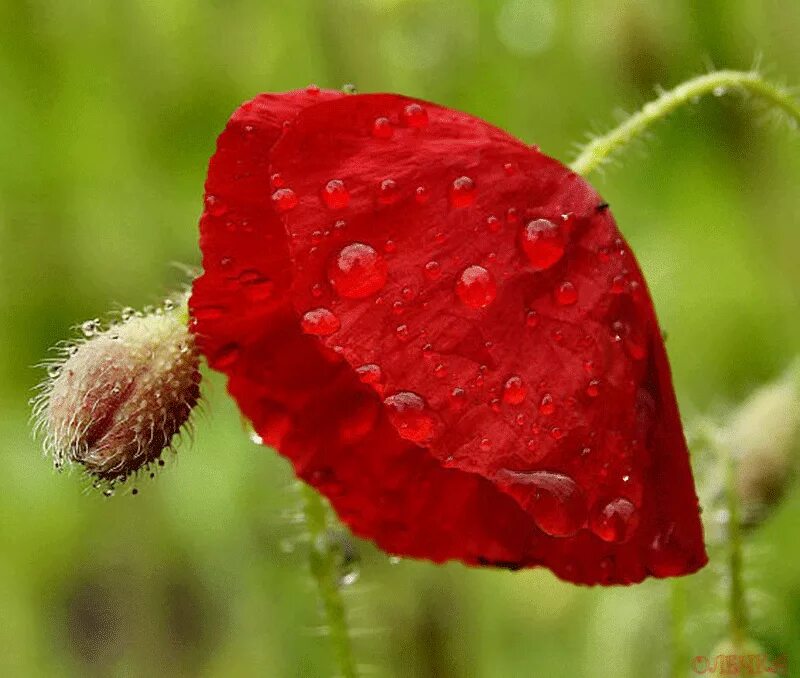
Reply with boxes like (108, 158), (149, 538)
(1, 1), (799, 676)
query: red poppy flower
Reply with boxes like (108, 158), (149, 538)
(190, 87), (707, 585)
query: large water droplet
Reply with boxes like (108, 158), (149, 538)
(449, 176), (476, 208)
(455, 265), (497, 309)
(328, 243), (387, 299)
(503, 376), (527, 405)
(322, 179), (350, 210)
(590, 498), (639, 543)
(272, 188), (298, 212)
(520, 218), (566, 270)
(204, 194), (227, 217)
(499, 469), (586, 537)
(383, 391), (437, 443)
(301, 308), (340, 336)
(402, 103), (428, 128)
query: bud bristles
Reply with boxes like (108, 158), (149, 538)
(32, 297), (201, 489)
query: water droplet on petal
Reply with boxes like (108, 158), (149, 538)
(590, 498), (639, 543)
(521, 218), (566, 270)
(539, 393), (555, 415)
(503, 162), (516, 176)
(301, 308), (340, 336)
(395, 324), (409, 342)
(449, 176), (476, 208)
(204, 194), (226, 217)
(306, 83), (321, 95)
(328, 243), (387, 299)
(372, 116), (394, 139)
(479, 438), (491, 452)
(503, 376), (527, 405)
(378, 178), (400, 205)
(555, 281), (578, 305)
(383, 391), (436, 443)
(414, 186), (430, 204)
(322, 179), (350, 210)
(486, 215), (501, 233)
(402, 103), (428, 128)
(424, 260), (441, 280)
(455, 265), (496, 309)
(356, 363), (383, 385)
(499, 470), (586, 537)
(272, 188), (298, 212)
(586, 379), (601, 398)
(433, 363), (448, 379)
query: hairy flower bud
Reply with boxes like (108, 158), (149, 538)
(32, 301), (201, 486)
(724, 359), (800, 527)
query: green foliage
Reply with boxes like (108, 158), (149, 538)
(1, 1), (798, 676)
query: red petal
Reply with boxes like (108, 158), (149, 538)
(191, 92), (707, 585)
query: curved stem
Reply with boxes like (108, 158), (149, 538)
(301, 483), (359, 678)
(571, 70), (800, 176)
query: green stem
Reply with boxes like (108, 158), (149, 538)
(723, 444), (748, 645)
(571, 70), (800, 176)
(670, 578), (688, 678)
(301, 483), (359, 678)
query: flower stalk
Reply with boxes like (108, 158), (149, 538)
(571, 70), (800, 176)
(301, 483), (359, 678)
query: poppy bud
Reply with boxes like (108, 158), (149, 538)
(33, 298), (201, 487)
(724, 360), (800, 527)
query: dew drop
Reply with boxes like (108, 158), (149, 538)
(378, 178), (400, 205)
(301, 308), (340, 336)
(424, 260), (441, 280)
(204, 194), (227, 217)
(520, 219), (566, 270)
(383, 391), (436, 443)
(503, 162), (516, 176)
(479, 438), (491, 452)
(414, 186), (430, 204)
(81, 319), (100, 337)
(455, 265), (497, 309)
(555, 281), (578, 306)
(395, 324), (409, 342)
(506, 207), (519, 224)
(539, 393), (555, 415)
(270, 172), (285, 188)
(328, 243), (387, 299)
(449, 176), (476, 208)
(499, 470), (586, 537)
(590, 498), (639, 543)
(549, 427), (564, 440)
(486, 215), (501, 233)
(372, 116), (394, 139)
(449, 387), (467, 410)
(586, 379), (601, 398)
(306, 83), (321, 95)
(322, 179), (350, 210)
(272, 187), (298, 212)
(610, 275), (626, 294)
(503, 376), (527, 405)
(402, 103), (428, 128)
(433, 363), (448, 379)
(356, 363), (382, 385)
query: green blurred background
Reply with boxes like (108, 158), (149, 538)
(1, 1), (799, 676)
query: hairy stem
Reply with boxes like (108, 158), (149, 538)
(571, 70), (800, 176)
(301, 483), (359, 678)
